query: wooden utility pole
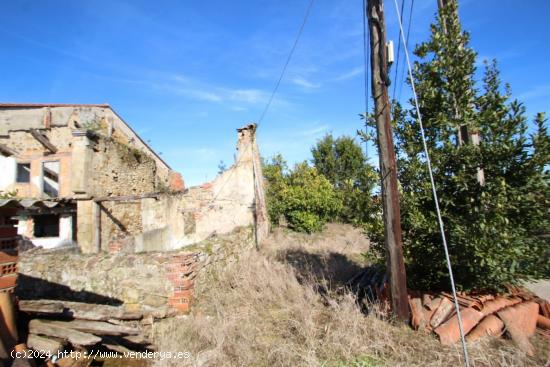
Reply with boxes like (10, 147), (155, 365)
(366, 0), (409, 322)
(437, 0), (485, 185)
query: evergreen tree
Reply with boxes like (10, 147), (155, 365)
(311, 134), (383, 243)
(394, 1), (549, 291)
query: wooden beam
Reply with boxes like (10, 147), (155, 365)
(29, 319), (101, 346)
(0, 143), (17, 157)
(93, 192), (160, 203)
(44, 319), (140, 336)
(18, 300), (143, 321)
(29, 129), (57, 153)
(93, 201), (101, 252)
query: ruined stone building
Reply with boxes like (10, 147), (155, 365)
(0, 103), (267, 254)
(0, 103), (175, 251)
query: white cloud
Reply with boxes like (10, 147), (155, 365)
(228, 89), (267, 103)
(176, 88), (223, 102)
(290, 76), (321, 89)
(331, 66), (363, 82)
(166, 74), (271, 105)
(295, 123), (330, 138)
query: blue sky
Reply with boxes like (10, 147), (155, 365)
(1, 0), (548, 185)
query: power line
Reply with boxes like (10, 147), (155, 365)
(362, 0), (370, 156)
(257, 0), (315, 126)
(397, 0), (414, 104)
(391, 0), (406, 102)
(391, 0), (470, 366)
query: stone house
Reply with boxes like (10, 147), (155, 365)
(0, 103), (176, 250)
(0, 103), (268, 254)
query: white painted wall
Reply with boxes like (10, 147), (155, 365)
(0, 155), (16, 191)
(17, 214), (75, 249)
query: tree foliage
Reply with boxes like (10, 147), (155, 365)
(311, 134), (383, 243)
(263, 155), (341, 233)
(393, 1), (549, 291)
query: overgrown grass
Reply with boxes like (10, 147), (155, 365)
(153, 225), (548, 367)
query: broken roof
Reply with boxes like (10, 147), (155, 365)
(0, 103), (171, 171)
(0, 198), (74, 210)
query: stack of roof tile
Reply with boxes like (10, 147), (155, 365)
(347, 267), (549, 355)
(409, 288), (549, 356)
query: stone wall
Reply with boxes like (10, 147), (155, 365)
(17, 227), (254, 314)
(107, 124), (269, 253)
(90, 137), (157, 198)
(76, 136), (161, 253)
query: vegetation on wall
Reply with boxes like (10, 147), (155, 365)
(0, 190), (17, 199)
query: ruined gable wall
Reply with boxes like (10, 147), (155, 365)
(88, 136), (157, 251)
(123, 125), (263, 252)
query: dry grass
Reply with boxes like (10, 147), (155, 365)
(153, 225), (549, 367)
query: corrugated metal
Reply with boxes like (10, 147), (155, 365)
(0, 198), (69, 209)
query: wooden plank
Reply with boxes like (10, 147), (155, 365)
(29, 319), (101, 346)
(17, 300), (64, 315)
(0, 293), (18, 346)
(46, 320), (140, 336)
(27, 334), (64, 355)
(19, 300), (142, 321)
(29, 129), (57, 153)
(0, 143), (17, 157)
(0, 330), (8, 359)
(93, 192), (159, 203)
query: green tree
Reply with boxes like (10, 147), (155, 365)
(311, 134), (382, 243)
(394, 1), (549, 291)
(263, 154), (288, 226)
(263, 156), (342, 233)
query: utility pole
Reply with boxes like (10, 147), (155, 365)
(437, 0), (485, 185)
(366, 0), (409, 322)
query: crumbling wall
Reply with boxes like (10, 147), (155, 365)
(76, 136), (158, 253)
(17, 227), (254, 313)
(90, 137), (157, 198)
(116, 124), (268, 253)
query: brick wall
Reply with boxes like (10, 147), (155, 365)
(166, 253), (198, 313)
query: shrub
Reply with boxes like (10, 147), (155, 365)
(264, 157), (341, 233)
